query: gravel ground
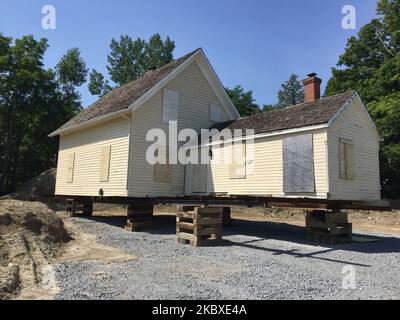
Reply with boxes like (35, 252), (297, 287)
(54, 215), (400, 300)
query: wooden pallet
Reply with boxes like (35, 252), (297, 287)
(176, 207), (223, 247)
(306, 210), (352, 244)
(125, 204), (153, 232)
(66, 199), (93, 217)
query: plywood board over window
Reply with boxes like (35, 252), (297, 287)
(283, 134), (315, 193)
(192, 164), (207, 193)
(154, 146), (172, 183)
(66, 152), (75, 183)
(162, 88), (179, 124)
(99, 145), (111, 182)
(339, 138), (355, 180)
(229, 141), (246, 179)
(210, 104), (222, 123)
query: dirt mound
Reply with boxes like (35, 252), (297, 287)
(0, 200), (71, 300)
(2, 168), (56, 201)
(1, 168), (66, 210)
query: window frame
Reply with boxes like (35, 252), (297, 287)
(66, 152), (75, 183)
(162, 88), (179, 124)
(339, 138), (355, 181)
(99, 145), (111, 182)
(229, 141), (246, 180)
(153, 145), (172, 183)
(210, 104), (222, 123)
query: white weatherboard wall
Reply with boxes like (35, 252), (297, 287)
(127, 61), (231, 197)
(185, 129), (329, 198)
(55, 117), (131, 196)
(327, 99), (381, 200)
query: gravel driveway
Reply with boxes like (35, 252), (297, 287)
(54, 215), (400, 300)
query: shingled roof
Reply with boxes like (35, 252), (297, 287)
(53, 48), (200, 134)
(211, 91), (356, 135)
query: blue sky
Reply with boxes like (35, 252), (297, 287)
(0, 0), (378, 108)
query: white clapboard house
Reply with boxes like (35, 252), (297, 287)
(50, 49), (381, 201)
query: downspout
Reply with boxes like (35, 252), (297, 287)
(183, 160), (187, 196)
(325, 134), (331, 199)
(125, 112), (134, 197)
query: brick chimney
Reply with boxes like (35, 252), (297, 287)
(302, 73), (322, 103)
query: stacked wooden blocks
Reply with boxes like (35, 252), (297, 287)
(125, 204), (153, 232)
(66, 198), (93, 217)
(176, 206), (223, 247)
(306, 210), (352, 244)
(222, 207), (233, 227)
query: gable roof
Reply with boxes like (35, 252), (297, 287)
(51, 49), (199, 136)
(211, 91), (357, 135)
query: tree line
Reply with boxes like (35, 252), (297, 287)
(0, 36), (87, 194)
(0, 0), (398, 197)
(325, 0), (399, 197)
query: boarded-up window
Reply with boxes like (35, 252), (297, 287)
(66, 153), (75, 183)
(229, 141), (246, 179)
(154, 147), (172, 183)
(162, 88), (179, 124)
(192, 164), (207, 193)
(154, 164), (172, 183)
(283, 134), (315, 193)
(210, 104), (222, 122)
(339, 138), (355, 180)
(99, 145), (111, 182)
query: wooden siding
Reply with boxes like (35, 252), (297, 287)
(55, 117), (131, 196)
(185, 129), (329, 198)
(327, 99), (381, 200)
(127, 61), (231, 197)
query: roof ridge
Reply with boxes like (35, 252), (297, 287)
(278, 90), (356, 111)
(210, 90), (358, 136)
(50, 48), (202, 136)
(236, 90), (356, 121)
(86, 48), (202, 108)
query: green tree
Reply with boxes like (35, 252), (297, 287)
(89, 34), (175, 96)
(107, 35), (146, 86)
(0, 34), (87, 194)
(88, 69), (111, 96)
(56, 48), (87, 88)
(262, 104), (274, 113)
(145, 34), (175, 70)
(276, 73), (304, 108)
(325, 0), (400, 198)
(225, 86), (260, 117)
(377, 0), (400, 51)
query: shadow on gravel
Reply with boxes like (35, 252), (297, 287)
(82, 215), (127, 228)
(223, 219), (400, 256)
(79, 215), (176, 233)
(78, 215), (400, 264)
